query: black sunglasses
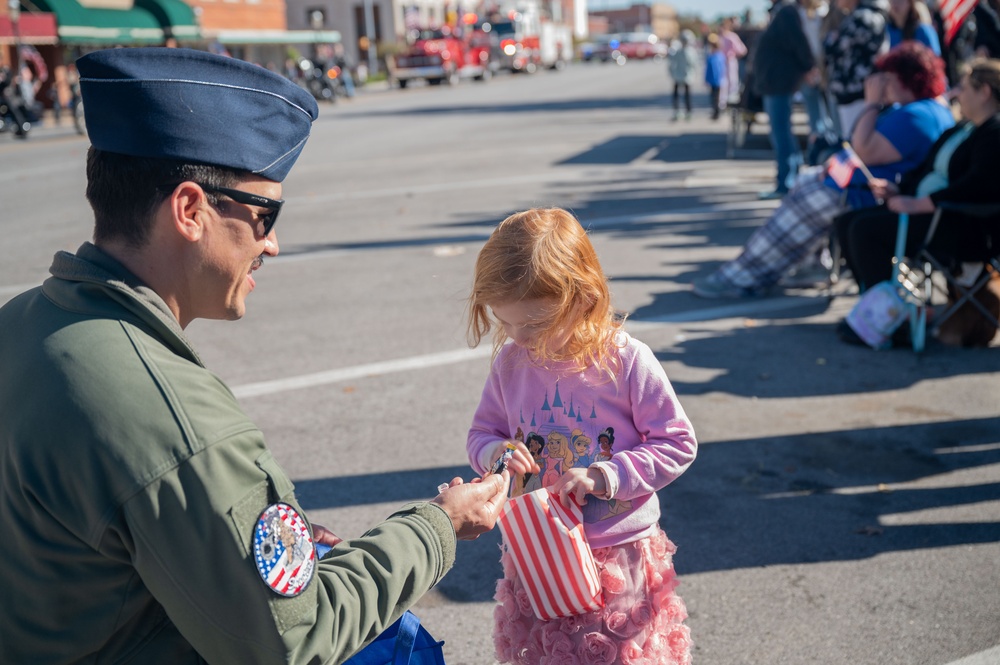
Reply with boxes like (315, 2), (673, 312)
(199, 184), (284, 237)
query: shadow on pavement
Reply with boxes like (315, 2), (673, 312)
(648, 320), (1000, 396)
(334, 93), (669, 119)
(664, 417), (1000, 575)
(293, 415), (1000, 602)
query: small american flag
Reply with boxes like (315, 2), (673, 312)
(940, 0), (978, 46)
(825, 147), (865, 189)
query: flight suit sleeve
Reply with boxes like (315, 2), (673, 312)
(119, 432), (456, 665)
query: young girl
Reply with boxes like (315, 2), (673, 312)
(465, 208), (697, 665)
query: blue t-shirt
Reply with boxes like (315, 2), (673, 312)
(825, 97), (955, 208)
(705, 51), (726, 88)
(887, 23), (941, 55)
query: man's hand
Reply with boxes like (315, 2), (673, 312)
(312, 524), (343, 548)
(431, 471), (510, 540)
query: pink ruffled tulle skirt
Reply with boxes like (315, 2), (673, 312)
(493, 525), (691, 665)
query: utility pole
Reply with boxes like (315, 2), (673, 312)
(7, 0), (21, 76)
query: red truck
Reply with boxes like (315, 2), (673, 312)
(488, 10), (573, 74)
(390, 26), (496, 87)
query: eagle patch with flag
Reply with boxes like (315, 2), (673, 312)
(253, 502), (317, 597)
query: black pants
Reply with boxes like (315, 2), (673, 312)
(835, 205), (1000, 291)
(709, 86), (721, 118)
(673, 83), (691, 114)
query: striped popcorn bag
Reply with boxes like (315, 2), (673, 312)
(497, 488), (604, 620)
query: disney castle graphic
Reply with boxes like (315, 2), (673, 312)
(512, 381), (629, 522)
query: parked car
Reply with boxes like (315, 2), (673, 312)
(586, 34), (626, 65)
(616, 32), (667, 60)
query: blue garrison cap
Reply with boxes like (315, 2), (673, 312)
(77, 47), (319, 182)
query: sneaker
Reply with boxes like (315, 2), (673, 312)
(780, 262), (833, 288)
(758, 189), (788, 201)
(692, 273), (765, 299)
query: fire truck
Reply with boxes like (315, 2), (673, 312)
(486, 5), (573, 74)
(389, 25), (496, 87)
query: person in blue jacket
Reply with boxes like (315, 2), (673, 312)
(705, 33), (727, 119)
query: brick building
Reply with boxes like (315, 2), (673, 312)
(589, 2), (678, 41)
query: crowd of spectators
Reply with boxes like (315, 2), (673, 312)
(668, 0), (1000, 347)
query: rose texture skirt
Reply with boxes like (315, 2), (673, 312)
(493, 524), (691, 665)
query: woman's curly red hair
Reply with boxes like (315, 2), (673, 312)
(876, 41), (947, 100)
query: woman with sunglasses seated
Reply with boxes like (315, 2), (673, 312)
(692, 41), (954, 299)
(834, 58), (1000, 293)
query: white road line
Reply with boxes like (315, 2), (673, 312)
(231, 295), (823, 399)
(232, 346), (492, 399)
(941, 646), (1000, 665)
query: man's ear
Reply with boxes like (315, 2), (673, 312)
(168, 182), (208, 242)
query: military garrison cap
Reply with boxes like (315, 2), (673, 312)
(77, 47), (319, 182)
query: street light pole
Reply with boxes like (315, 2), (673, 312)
(363, 0), (376, 76)
(7, 0), (21, 76)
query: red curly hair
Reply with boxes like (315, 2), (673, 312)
(876, 41), (947, 100)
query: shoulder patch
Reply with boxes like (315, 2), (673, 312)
(253, 502), (317, 597)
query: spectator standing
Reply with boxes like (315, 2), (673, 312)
(825, 0), (890, 136)
(800, 0), (837, 137)
(332, 43), (356, 97)
(973, 0), (1000, 57)
(719, 17), (749, 109)
(669, 30), (699, 120)
(753, 0), (821, 198)
(705, 33), (727, 119)
(888, 0), (942, 53)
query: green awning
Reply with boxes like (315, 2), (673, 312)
(32, 0), (164, 45)
(134, 0), (200, 41)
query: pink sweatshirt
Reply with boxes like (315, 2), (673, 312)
(467, 332), (697, 549)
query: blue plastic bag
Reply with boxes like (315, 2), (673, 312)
(342, 611), (445, 665)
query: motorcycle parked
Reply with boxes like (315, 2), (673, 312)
(298, 58), (338, 103)
(0, 67), (32, 139)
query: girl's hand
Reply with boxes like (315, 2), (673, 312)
(550, 467), (606, 507)
(489, 440), (539, 477)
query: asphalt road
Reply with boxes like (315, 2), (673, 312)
(2, 59), (998, 665)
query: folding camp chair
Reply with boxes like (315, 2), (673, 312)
(892, 203), (1000, 352)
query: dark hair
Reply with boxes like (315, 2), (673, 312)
(876, 41), (946, 100)
(85, 148), (248, 248)
(962, 57), (1000, 103)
